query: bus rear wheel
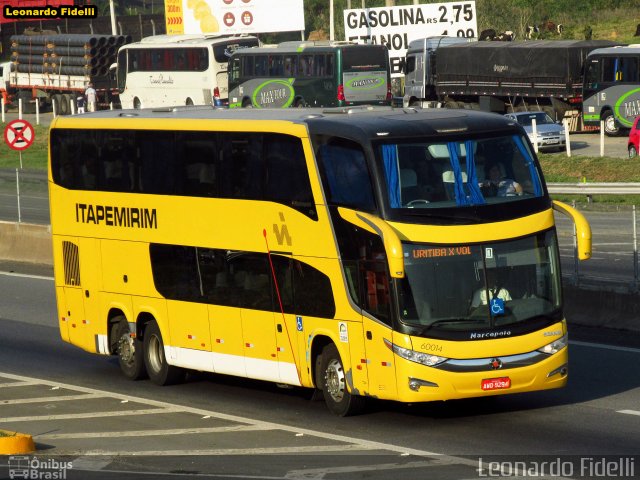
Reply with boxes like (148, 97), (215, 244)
(602, 109), (620, 137)
(144, 320), (186, 386)
(320, 344), (365, 416)
(113, 316), (146, 380)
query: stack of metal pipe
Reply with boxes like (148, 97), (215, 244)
(10, 34), (132, 77)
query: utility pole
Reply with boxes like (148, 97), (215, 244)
(330, 0), (334, 41)
(109, 0), (117, 35)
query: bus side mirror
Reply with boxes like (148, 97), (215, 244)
(338, 208), (405, 278)
(552, 200), (592, 260)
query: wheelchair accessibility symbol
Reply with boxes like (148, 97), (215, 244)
(490, 297), (505, 315)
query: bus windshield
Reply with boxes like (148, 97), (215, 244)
(378, 134), (543, 209)
(397, 230), (561, 334)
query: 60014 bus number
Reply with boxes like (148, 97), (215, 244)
(420, 343), (443, 353)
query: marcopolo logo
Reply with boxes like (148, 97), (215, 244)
(348, 75), (385, 90)
(253, 80), (294, 108)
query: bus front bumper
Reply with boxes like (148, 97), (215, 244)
(392, 347), (568, 403)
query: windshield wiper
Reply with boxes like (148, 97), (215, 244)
(420, 318), (481, 334)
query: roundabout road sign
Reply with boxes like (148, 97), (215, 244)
(4, 119), (35, 151)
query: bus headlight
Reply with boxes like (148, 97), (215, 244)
(537, 334), (568, 355)
(386, 340), (448, 367)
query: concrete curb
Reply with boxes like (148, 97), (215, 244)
(0, 430), (35, 455)
(0, 221), (52, 265)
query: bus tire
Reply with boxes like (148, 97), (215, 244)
(602, 109), (620, 137)
(242, 98), (253, 108)
(133, 97), (142, 110)
(320, 344), (365, 416)
(144, 320), (186, 386)
(113, 316), (146, 380)
(185, 98), (194, 106)
(293, 98), (306, 108)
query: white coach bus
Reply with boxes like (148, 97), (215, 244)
(115, 34), (259, 109)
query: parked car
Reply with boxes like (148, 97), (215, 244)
(628, 116), (640, 158)
(504, 111), (566, 152)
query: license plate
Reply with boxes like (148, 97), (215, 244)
(481, 377), (511, 391)
(544, 139), (559, 144)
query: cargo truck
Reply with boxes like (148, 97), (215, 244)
(2, 33), (131, 114)
(403, 38), (625, 130)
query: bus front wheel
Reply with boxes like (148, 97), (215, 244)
(602, 109), (620, 137)
(144, 320), (186, 386)
(133, 97), (142, 110)
(320, 344), (365, 416)
(113, 316), (146, 380)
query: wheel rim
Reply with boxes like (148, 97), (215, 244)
(324, 358), (345, 403)
(604, 115), (618, 134)
(147, 334), (163, 374)
(118, 333), (135, 366)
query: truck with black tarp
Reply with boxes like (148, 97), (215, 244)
(3, 33), (132, 114)
(403, 39), (625, 130)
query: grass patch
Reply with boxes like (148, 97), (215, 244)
(0, 431), (16, 437)
(0, 123), (49, 170)
(538, 153), (640, 183)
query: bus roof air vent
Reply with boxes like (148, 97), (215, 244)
(323, 105), (394, 115)
(151, 105), (215, 113)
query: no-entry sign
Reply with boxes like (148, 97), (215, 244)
(4, 119), (35, 151)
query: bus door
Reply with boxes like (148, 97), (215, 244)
(352, 259), (398, 398)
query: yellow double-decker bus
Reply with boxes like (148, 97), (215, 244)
(49, 106), (591, 416)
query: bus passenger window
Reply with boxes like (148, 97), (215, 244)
(318, 140), (376, 212)
(326, 55), (334, 76)
(255, 55), (267, 76)
(300, 55), (313, 76)
(263, 136), (314, 208)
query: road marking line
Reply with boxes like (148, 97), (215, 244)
(0, 270), (53, 281)
(38, 425), (274, 440)
(617, 410), (640, 416)
(569, 340), (640, 354)
(0, 407), (182, 423)
(0, 393), (100, 405)
(55, 445), (377, 457)
(0, 371), (442, 458)
(0, 381), (41, 387)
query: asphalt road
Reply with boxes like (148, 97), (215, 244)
(0, 269), (639, 479)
